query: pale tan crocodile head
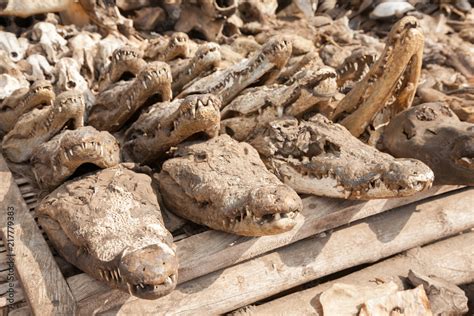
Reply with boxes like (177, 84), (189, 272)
(0, 80), (55, 134)
(146, 32), (190, 61)
(178, 36), (292, 106)
(2, 90), (85, 163)
(248, 115), (434, 200)
(158, 135), (302, 236)
(124, 94), (221, 164)
(37, 164), (178, 300)
(331, 16), (424, 144)
(382, 102), (474, 185)
(88, 61), (172, 132)
(31, 126), (121, 189)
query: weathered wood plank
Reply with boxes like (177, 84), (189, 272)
(250, 231), (474, 315)
(67, 185), (460, 303)
(0, 155), (76, 315)
(77, 187), (474, 315)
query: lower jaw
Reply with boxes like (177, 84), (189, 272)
(223, 216), (298, 237)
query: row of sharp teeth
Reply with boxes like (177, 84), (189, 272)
(99, 267), (122, 283)
(62, 142), (105, 161)
(223, 210), (296, 227)
(114, 50), (139, 61)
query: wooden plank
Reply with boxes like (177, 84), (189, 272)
(67, 185), (460, 303)
(250, 231), (474, 315)
(77, 187), (474, 315)
(0, 155), (76, 315)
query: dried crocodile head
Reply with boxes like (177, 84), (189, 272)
(178, 37), (292, 107)
(158, 134), (302, 236)
(382, 102), (474, 185)
(248, 115), (434, 200)
(220, 67), (338, 141)
(2, 90), (85, 163)
(145, 32), (190, 61)
(0, 80), (55, 134)
(124, 94), (220, 164)
(37, 164), (178, 299)
(88, 61), (172, 132)
(98, 46), (146, 92)
(171, 43), (221, 94)
(331, 16), (424, 144)
(31, 126), (120, 189)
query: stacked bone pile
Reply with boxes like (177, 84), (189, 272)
(0, 0), (472, 300)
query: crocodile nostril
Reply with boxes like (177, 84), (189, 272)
(67, 81), (76, 89)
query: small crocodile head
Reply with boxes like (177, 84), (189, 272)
(260, 37), (293, 70)
(124, 94), (221, 164)
(53, 90), (85, 128)
(193, 42), (221, 69)
(37, 165), (178, 300)
(107, 46), (146, 84)
(32, 126), (121, 189)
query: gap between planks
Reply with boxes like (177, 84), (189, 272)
(75, 187), (473, 315)
(249, 231), (474, 315)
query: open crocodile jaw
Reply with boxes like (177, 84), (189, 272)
(2, 90), (85, 163)
(124, 94), (221, 164)
(37, 165), (178, 300)
(31, 126), (120, 189)
(248, 115), (434, 200)
(178, 37), (292, 107)
(332, 16), (424, 139)
(88, 61), (172, 132)
(157, 135), (302, 236)
(383, 102), (474, 185)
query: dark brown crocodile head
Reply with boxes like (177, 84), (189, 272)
(37, 165), (178, 300)
(0, 80), (55, 134)
(124, 94), (221, 164)
(31, 126), (121, 189)
(383, 102), (474, 185)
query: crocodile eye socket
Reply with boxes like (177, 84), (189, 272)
(67, 81), (76, 89)
(11, 52), (18, 59)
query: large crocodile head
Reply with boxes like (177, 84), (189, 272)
(331, 16), (424, 143)
(248, 115), (434, 200)
(178, 36), (292, 107)
(37, 164), (178, 300)
(2, 90), (85, 163)
(158, 135), (302, 236)
(382, 102), (474, 185)
(0, 80), (55, 134)
(124, 94), (221, 164)
(88, 61), (172, 132)
(31, 126), (121, 189)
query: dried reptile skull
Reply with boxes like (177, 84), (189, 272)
(382, 102), (474, 185)
(248, 115), (434, 200)
(158, 134), (302, 236)
(37, 164), (178, 299)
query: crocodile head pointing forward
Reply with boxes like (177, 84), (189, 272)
(248, 115), (434, 200)
(2, 90), (85, 163)
(88, 61), (172, 132)
(0, 80), (55, 134)
(178, 36), (292, 107)
(383, 102), (474, 185)
(124, 94), (221, 164)
(37, 165), (178, 300)
(31, 126), (121, 189)
(158, 135), (302, 236)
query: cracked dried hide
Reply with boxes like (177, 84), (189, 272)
(158, 135), (302, 236)
(37, 164), (178, 300)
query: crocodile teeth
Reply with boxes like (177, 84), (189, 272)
(164, 276), (173, 286)
(139, 283), (144, 288)
(99, 270), (104, 280)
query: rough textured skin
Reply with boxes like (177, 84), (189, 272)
(382, 102), (474, 185)
(248, 115), (434, 200)
(145, 32), (190, 61)
(220, 67), (338, 141)
(332, 17), (424, 143)
(31, 126), (121, 189)
(2, 90), (85, 163)
(37, 165), (178, 299)
(0, 80), (55, 134)
(171, 43), (221, 94)
(158, 135), (302, 236)
(98, 46), (146, 92)
(88, 61), (172, 132)
(178, 37), (292, 107)
(124, 94), (221, 164)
